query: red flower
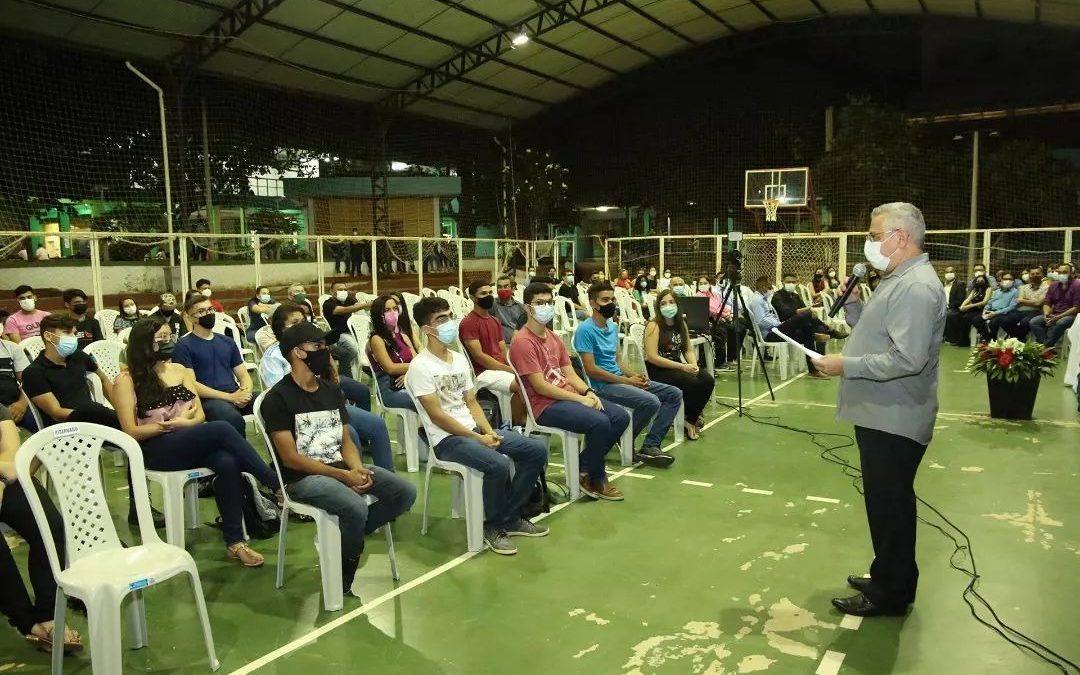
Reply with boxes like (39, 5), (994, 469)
(998, 352), (1014, 368)
(1042, 350), (1054, 359)
(980, 351), (992, 360)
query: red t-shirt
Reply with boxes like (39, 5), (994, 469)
(459, 311), (506, 374)
(508, 326), (573, 418)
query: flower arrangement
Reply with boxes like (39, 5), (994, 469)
(966, 337), (1057, 383)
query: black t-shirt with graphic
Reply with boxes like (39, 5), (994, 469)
(261, 375), (351, 485)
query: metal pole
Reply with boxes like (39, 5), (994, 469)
(178, 234), (190, 297)
(316, 236), (325, 299)
(370, 240), (379, 295)
(252, 232), (262, 287)
(417, 237), (425, 293)
(658, 236), (665, 278)
(969, 130), (980, 230)
(493, 239), (500, 280)
(126, 62), (174, 266)
(457, 242), (464, 291)
(201, 97), (213, 233)
(714, 235), (721, 275)
(774, 238), (783, 284)
(837, 233), (848, 278)
(603, 240), (609, 278)
(89, 236), (104, 312)
(1064, 229), (1074, 266)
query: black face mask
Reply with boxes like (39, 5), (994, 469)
(198, 313), (216, 330)
(303, 348), (332, 378)
(598, 303), (617, 319)
(71, 303), (88, 316)
(477, 295), (495, 310)
(156, 343), (175, 361)
(159, 307), (174, 315)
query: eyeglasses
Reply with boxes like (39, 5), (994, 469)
(865, 229), (899, 243)
(529, 300), (553, 307)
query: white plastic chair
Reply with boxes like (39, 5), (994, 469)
(20, 335), (45, 361)
(116, 327), (132, 344)
(747, 316), (801, 380)
(420, 287), (436, 298)
(507, 350), (583, 500)
(84, 340), (124, 385)
(236, 306), (251, 331)
(15, 423), (219, 673)
(212, 313), (261, 387)
(144, 467), (217, 549)
(253, 394), (399, 610)
(447, 285), (462, 297)
(253, 325), (275, 358)
(452, 337), (512, 428)
(347, 312), (375, 387)
(622, 326), (686, 445)
(95, 309), (119, 340)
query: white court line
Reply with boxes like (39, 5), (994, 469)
(622, 472), (655, 480)
(806, 495), (841, 504)
(839, 614), (863, 630)
(815, 650), (846, 675)
(762, 398), (1080, 428)
(230, 375), (804, 673)
(682, 480), (714, 488)
(741, 488), (773, 495)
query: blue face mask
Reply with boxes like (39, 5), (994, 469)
(54, 334), (79, 358)
(434, 319), (459, 345)
(532, 304), (555, 325)
(660, 304), (679, 319)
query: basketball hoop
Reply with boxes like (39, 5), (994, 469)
(763, 198), (780, 222)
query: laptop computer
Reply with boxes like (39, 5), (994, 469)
(676, 296), (711, 336)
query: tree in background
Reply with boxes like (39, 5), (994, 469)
(514, 148), (572, 240)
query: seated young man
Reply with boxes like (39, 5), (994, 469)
(62, 288), (102, 350)
(0, 336), (35, 432)
(261, 303), (392, 472)
(172, 293), (253, 436)
(460, 279), (526, 427)
(22, 314), (163, 526)
(406, 296), (549, 556)
(262, 322), (416, 596)
(4, 286), (50, 343)
(194, 278), (225, 313)
(574, 282), (680, 468)
(490, 275), (525, 344)
(149, 292), (186, 339)
(509, 283), (630, 501)
(321, 282), (371, 377)
(749, 275), (831, 379)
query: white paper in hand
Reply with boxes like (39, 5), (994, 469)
(770, 327), (824, 360)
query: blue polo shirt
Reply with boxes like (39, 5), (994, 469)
(172, 332), (242, 393)
(573, 318), (621, 390)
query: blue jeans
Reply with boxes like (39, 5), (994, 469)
(596, 381), (682, 448)
(537, 401), (629, 483)
(287, 466), (416, 587)
(331, 333), (359, 378)
(376, 373), (415, 411)
(340, 376), (371, 412)
(1029, 314), (1075, 348)
(141, 420), (280, 545)
(433, 430), (547, 529)
(202, 397), (253, 437)
(345, 404), (394, 472)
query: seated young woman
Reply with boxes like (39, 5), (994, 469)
(113, 318), (281, 568)
(0, 408), (83, 653)
(643, 288), (715, 440)
(366, 295), (416, 411)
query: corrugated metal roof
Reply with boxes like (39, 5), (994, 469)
(1, 0), (1075, 129)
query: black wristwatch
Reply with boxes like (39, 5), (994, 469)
(584, 388), (596, 395)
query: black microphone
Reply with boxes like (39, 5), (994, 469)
(830, 263), (868, 318)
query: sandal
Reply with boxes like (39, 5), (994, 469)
(683, 422), (700, 441)
(25, 622), (83, 653)
(227, 541), (265, 567)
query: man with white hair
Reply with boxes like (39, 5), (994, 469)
(815, 202), (945, 618)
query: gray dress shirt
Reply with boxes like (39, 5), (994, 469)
(838, 253), (946, 445)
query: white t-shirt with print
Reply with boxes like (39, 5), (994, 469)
(405, 349), (476, 448)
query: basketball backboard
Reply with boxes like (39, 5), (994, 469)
(744, 167), (809, 209)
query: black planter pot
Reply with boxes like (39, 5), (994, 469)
(986, 373), (1041, 420)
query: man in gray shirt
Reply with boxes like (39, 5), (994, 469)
(491, 275), (526, 342)
(815, 202), (945, 618)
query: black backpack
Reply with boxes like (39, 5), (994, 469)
(211, 474), (280, 539)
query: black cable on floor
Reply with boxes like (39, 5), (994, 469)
(713, 400), (1080, 675)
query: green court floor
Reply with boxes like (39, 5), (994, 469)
(3, 346), (1078, 674)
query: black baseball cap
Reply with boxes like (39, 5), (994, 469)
(280, 322), (328, 357)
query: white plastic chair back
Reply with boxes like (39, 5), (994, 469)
(554, 295), (579, 333)
(628, 323), (647, 369)
(236, 305), (251, 330)
(506, 348), (582, 499)
(513, 287), (524, 304)
(20, 335), (45, 361)
(420, 287), (435, 298)
(95, 309), (119, 339)
(317, 294), (331, 314)
(84, 339), (124, 384)
(116, 326), (132, 344)
(447, 286), (462, 297)
(401, 291), (421, 317)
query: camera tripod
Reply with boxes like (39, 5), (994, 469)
(715, 253), (775, 416)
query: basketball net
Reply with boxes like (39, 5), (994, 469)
(763, 198), (780, 222)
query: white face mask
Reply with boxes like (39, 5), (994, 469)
(944, 272), (956, 282)
(18, 298), (35, 312)
(1000, 279), (1013, 289)
(258, 294), (272, 304)
(123, 305), (138, 316)
(335, 290), (349, 302)
(663, 272), (671, 279)
(698, 283), (710, 292)
(200, 288), (212, 298)
(1021, 274), (1030, 283)
(864, 230), (899, 272)
(828, 271), (836, 278)
(783, 283), (796, 293)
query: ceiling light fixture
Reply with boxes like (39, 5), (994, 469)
(510, 30), (530, 47)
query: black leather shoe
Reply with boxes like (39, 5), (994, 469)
(831, 593), (907, 617)
(129, 506), (167, 529)
(847, 575), (872, 593)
